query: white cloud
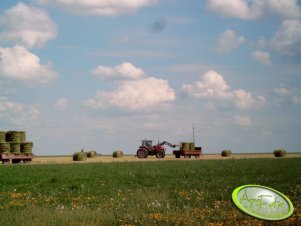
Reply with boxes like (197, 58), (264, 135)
(91, 62), (145, 80)
(206, 0), (300, 20)
(252, 51), (271, 65)
(263, 0), (301, 19)
(207, 0), (256, 19)
(0, 96), (23, 113)
(0, 2), (57, 48)
(233, 89), (266, 110)
(84, 77), (175, 111)
(182, 70), (266, 110)
(0, 96), (41, 125)
(56, 98), (70, 110)
(274, 84), (301, 105)
(234, 115), (251, 126)
(215, 29), (245, 53)
(182, 70), (232, 99)
(270, 19), (301, 57)
(35, 0), (158, 16)
(0, 45), (58, 84)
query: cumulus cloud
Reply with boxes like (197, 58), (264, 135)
(206, 0), (300, 20)
(215, 29), (245, 53)
(91, 62), (144, 80)
(35, 0), (157, 16)
(274, 84), (301, 105)
(181, 70), (232, 99)
(234, 115), (251, 126)
(84, 77), (175, 111)
(0, 2), (57, 48)
(0, 96), (41, 125)
(233, 89), (266, 110)
(252, 51), (271, 65)
(181, 70), (265, 110)
(270, 19), (301, 57)
(0, 45), (58, 84)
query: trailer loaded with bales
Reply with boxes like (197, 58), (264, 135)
(0, 131), (33, 164)
(173, 142), (202, 158)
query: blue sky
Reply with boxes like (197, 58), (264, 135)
(0, 0), (301, 155)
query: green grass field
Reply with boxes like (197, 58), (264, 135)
(0, 158), (300, 225)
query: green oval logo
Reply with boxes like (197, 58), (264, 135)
(232, 185), (294, 221)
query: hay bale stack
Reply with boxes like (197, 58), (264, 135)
(189, 142), (195, 150)
(112, 150), (123, 158)
(221, 150), (232, 157)
(10, 142), (21, 154)
(0, 142), (11, 154)
(273, 149), (286, 157)
(20, 142), (33, 154)
(5, 131), (21, 142)
(0, 132), (6, 142)
(0, 130), (33, 156)
(19, 131), (26, 142)
(180, 142), (190, 151)
(87, 151), (97, 158)
(73, 152), (87, 161)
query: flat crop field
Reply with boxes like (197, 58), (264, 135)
(0, 157), (300, 225)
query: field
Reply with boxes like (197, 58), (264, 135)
(32, 153), (301, 164)
(0, 156), (300, 225)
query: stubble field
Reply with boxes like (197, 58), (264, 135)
(32, 153), (301, 164)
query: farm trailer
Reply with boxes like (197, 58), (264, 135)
(173, 147), (202, 158)
(0, 153), (33, 164)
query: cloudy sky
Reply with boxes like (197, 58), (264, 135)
(0, 0), (301, 155)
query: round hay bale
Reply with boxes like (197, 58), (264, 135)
(87, 151), (97, 158)
(6, 131), (21, 142)
(19, 131), (26, 142)
(10, 142), (21, 154)
(0, 131), (6, 142)
(0, 142), (11, 153)
(21, 142), (33, 154)
(189, 142), (195, 150)
(221, 150), (232, 157)
(273, 149), (286, 157)
(73, 152), (87, 161)
(180, 142), (189, 151)
(112, 150), (123, 158)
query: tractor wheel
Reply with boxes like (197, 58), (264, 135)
(156, 150), (165, 158)
(137, 148), (148, 158)
(175, 154), (181, 158)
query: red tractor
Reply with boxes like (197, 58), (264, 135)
(136, 139), (177, 158)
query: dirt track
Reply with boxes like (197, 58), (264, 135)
(32, 153), (301, 164)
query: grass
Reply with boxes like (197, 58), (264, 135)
(0, 158), (300, 225)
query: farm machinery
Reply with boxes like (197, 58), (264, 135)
(136, 139), (202, 158)
(136, 139), (202, 159)
(136, 139), (177, 158)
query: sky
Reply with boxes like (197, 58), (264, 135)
(0, 0), (301, 156)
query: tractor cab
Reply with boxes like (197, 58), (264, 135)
(141, 139), (153, 150)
